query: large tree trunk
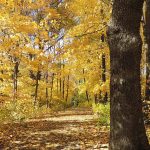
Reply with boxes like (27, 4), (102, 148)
(107, 0), (149, 149)
(144, 0), (150, 101)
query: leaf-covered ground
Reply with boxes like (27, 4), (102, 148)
(0, 108), (109, 150)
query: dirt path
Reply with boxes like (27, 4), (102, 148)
(0, 108), (109, 150)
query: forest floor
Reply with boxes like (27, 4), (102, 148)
(0, 108), (109, 150)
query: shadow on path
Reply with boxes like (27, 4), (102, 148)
(0, 108), (109, 150)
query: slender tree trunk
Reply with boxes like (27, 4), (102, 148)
(94, 94), (98, 104)
(50, 73), (54, 106)
(101, 54), (108, 103)
(66, 75), (69, 102)
(85, 90), (89, 102)
(34, 70), (40, 106)
(107, 0), (149, 149)
(45, 72), (49, 108)
(102, 54), (106, 82)
(62, 61), (65, 99)
(60, 77), (62, 94)
(59, 62), (62, 95)
(83, 69), (89, 102)
(0, 70), (3, 81)
(98, 35), (108, 103)
(57, 74), (59, 94)
(144, 0), (150, 101)
(62, 77), (65, 99)
(0, 52), (4, 82)
(13, 61), (19, 101)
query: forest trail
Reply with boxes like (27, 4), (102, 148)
(0, 108), (109, 150)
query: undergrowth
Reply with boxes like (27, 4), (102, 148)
(92, 103), (110, 126)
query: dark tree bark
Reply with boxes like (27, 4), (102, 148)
(60, 77), (62, 94)
(144, 0), (150, 101)
(83, 69), (89, 102)
(34, 70), (41, 106)
(101, 53), (108, 103)
(59, 62), (62, 95)
(94, 94), (98, 104)
(50, 73), (54, 106)
(0, 53), (4, 82)
(102, 54), (106, 82)
(65, 75), (69, 102)
(98, 35), (108, 103)
(57, 74), (59, 94)
(62, 63), (65, 99)
(45, 72), (49, 108)
(107, 0), (149, 149)
(62, 78), (65, 99)
(13, 61), (19, 101)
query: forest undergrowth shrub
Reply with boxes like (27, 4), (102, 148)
(92, 103), (110, 126)
(78, 100), (93, 108)
(0, 101), (34, 123)
(50, 100), (70, 111)
(0, 100), (52, 123)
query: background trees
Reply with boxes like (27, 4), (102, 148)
(0, 0), (111, 111)
(0, 0), (149, 148)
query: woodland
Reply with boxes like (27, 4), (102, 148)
(0, 0), (150, 150)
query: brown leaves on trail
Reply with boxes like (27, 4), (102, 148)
(0, 109), (109, 150)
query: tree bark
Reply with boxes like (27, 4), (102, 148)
(99, 35), (108, 103)
(34, 70), (40, 106)
(144, 0), (150, 101)
(62, 61), (65, 99)
(13, 61), (19, 101)
(101, 53), (108, 103)
(107, 0), (149, 149)
(65, 75), (69, 102)
(45, 72), (49, 108)
(59, 62), (62, 95)
(83, 68), (89, 102)
(50, 73), (54, 106)
(94, 94), (98, 104)
(57, 74), (59, 94)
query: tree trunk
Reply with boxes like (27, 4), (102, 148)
(59, 62), (62, 95)
(34, 70), (40, 106)
(57, 74), (59, 94)
(99, 35), (108, 103)
(0, 53), (4, 82)
(107, 0), (149, 149)
(60, 77), (62, 94)
(62, 78), (65, 99)
(101, 54), (108, 103)
(83, 68), (89, 102)
(102, 54), (106, 82)
(50, 73), (54, 106)
(45, 72), (49, 108)
(66, 75), (69, 102)
(144, 0), (150, 101)
(13, 61), (19, 101)
(62, 61), (65, 99)
(94, 94), (98, 104)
